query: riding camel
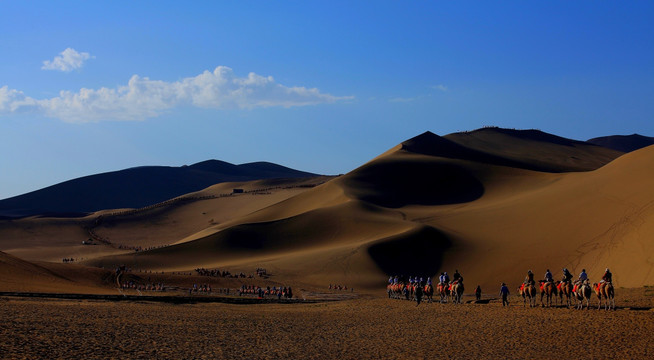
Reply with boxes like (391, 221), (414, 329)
(574, 280), (592, 310)
(557, 280), (574, 308)
(539, 280), (557, 308)
(519, 283), (537, 307)
(593, 282), (615, 310)
(387, 283), (407, 300)
(423, 284), (434, 303)
(437, 283), (450, 303)
(451, 281), (465, 304)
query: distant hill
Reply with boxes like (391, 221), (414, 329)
(0, 160), (319, 218)
(443, 127), (624, 172)
(587, 134), (654, 153)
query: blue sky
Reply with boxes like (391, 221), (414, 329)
(1, 1), (653, 199)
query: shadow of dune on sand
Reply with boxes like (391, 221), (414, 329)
(343, 158), (484, 208)
(367, 225), (451, 279)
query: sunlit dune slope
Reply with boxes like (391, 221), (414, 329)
(413, 144), (654, 289)
(0, 177), (332, 263)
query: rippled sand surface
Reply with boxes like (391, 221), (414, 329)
(2, 289), (653, 359)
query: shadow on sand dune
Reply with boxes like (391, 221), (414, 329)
(367, 226), (451, 279)
(344, 159), (484, 208)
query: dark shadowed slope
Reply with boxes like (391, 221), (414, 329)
(587, 134), (654, 153)
(443, 127), (624, 172)
(0, 160), (318, 218)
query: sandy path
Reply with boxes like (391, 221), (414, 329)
(1, 295), (652, 359)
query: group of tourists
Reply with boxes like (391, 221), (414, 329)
(328, 284), (351, 291)
(520, 268), (612, 291)
(515, 267), (615, 309)
(255, 268), (268, 277)
(121, 281), (166, 292)
(387, 270), (465, 305)
(238, 285), (293, 299)
(386, 267), (615, 309)
(190, 283), (212, 293)
(194, 268), (254, 278)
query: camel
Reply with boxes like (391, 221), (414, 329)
(387, 283), (407, 300)
(423, 284), (434, 303)
(539, 280), (557, 307)
(519, 283), (537, 307)
(594, 282), (615, 310)
(574, 280), (592, 310)
(438, 283), (450, 303)
(451, 281), (465, 304)
(557, 280), (574, 308)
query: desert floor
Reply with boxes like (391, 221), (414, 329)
(1, 288), (653, 360)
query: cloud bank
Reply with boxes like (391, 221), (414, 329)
(1, 66), (352, 122)
(42, 48), (94, 72)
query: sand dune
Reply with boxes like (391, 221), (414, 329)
(0, 128), (652, 294)
(0, 251), (111, 293)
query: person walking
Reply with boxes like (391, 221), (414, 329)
(500, 283), (510, 306)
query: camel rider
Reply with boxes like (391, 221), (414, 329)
(427, 277), (432, 286)
(443, 272), (450, 284)
(601, 268), (612, 283)
(562, 268), (573, 283)
(453, 269), (462, 284)
(524, 270), (535, 285)
(578, 269), (588, 284)
(389, 276), (393, 284)
(393, 276), (398, 284)
(420, 277), (424, 286)
(544, 269), (553, 283)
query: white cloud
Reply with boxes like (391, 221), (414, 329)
(0, 86), (37, 113)
(0, 66), (353, 122)
(432, 84), (448, 92)
(41, 48), (94, 72)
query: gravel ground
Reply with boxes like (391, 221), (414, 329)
(1, 289), (653, 359)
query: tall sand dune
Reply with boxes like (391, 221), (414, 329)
(1, 128), (651, 293)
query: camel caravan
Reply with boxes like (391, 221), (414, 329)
(387, 270), (464, 305)
(388, 268), (615, 310)
(518, 268), (615, 310)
